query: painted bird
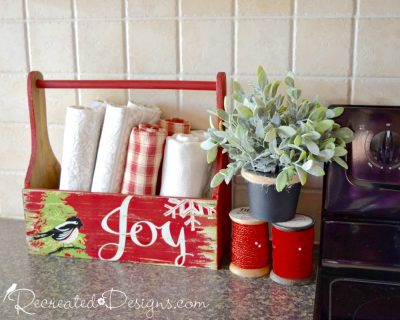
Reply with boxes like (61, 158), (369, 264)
(33, 217), (83, 244)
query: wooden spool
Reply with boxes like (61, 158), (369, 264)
(229, 207), (270, 278)
(270, 214), (314, 286)
(269, 270), (313, 286)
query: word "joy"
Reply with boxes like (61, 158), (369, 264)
(98, 196), (192, 266)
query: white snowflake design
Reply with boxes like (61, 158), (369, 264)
(163, 198), (216, 231)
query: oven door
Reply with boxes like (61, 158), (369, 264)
(321, 220), (400, 271)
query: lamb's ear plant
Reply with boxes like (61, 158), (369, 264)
(201, 66), (354, 192)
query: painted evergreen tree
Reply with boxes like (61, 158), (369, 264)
(27, 191), (89, 258)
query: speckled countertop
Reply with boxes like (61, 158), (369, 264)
(0, 218), (316, 320)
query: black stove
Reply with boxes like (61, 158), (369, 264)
(315, 105), (400, 320)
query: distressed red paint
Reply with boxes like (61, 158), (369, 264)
(24, 189), (222, 269)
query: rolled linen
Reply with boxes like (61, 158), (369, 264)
(59, 104), (105, 191)
(160, 118), (191, 136)
(160, 131), (211, 198)
(121, 124), (166, 195)
(91, 103), (142, 193)
(127, 101), (161, 124)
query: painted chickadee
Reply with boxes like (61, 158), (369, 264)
(33, 217), (83, 244)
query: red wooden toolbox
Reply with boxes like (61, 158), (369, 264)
(23, 71), (231, 269)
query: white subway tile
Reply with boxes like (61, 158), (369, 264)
(78, 21), (125, 73)
(0, 123), (30, 171)
(127, 0), (177, 17)
(127, 74), (179, 119)
(237, 0), (292, 17)
(30, 21), (74, 73)
(0, 74), (29, 123)
(0, 22), (27, 72)
(356, 18), (400, 77)
(296, 19), (352, 76)
(79, 74), (128, 106)
(28, 0), (72, 19)
(182, 20), (232, 74)
(76, 0), (123, 18)
(0, 173), (25, 219)
(297, 0), (354, 17)
(130, 90), (179, 119)
(359, 0), (400, 17)
(0, 0), (23, 19)
(181, 75), (216, 129)
(0, 122), (63, 172)
(296, 77), (350, 106)
(44, 74), (77, 125)
(237, 19), (291, 75)
(352, 78), (400, 105)
(45, 90), (76, 125)
(182, 0), (233, 17)
(129, 20), (177, 74)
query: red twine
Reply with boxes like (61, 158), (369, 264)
(272, 226), (314, 279)
(231, 221), (269, 269)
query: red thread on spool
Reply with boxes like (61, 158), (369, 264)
(272, 215), (314, 280)
(231, 221), (269, 269)
(229, 207), (270, 277)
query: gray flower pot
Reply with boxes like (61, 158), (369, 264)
(241, 168), (301, 223)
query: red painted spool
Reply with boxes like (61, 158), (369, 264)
(271, 214), (314, 285)
(229, 207), (270, 277)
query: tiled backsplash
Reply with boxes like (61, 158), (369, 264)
(1, 1), (399, 234)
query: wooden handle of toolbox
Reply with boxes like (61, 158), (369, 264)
(25, 71), (228, 197)
(25, 71), (61, 189)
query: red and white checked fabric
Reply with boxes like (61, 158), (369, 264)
(121, 124), (166, 195)
(159, 118), (191, 136)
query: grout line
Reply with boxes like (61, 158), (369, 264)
(174, 4), (180, 77)
(0, 71), (398, 81)
(291, 0), (298, 73)
(22, 0), (32, 71)
(1, 15), (384, 22)
(123, 0), (130, 102)
(71, 0), (81, 105)
(178, 0), (183, 113)
(177, 0), (183, 78)
(233, 0), (238, 76)
(350, 0), (360, 103)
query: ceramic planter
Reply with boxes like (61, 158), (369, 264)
(241, 168), (301, 223)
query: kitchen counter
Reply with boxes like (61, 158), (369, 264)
(0, 218), (316, 319)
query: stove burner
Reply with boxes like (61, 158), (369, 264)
(330, 278), (400, 320)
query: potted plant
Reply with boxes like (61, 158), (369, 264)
(201, 66), (354, 222)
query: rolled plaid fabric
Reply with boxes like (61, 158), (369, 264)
(121, 124), (167, 195)
(160, 118), (191, 136)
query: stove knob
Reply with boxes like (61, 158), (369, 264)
(370, 130), (400, 166)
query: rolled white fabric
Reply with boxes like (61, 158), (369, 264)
(59, 104), (105, 191)
(160, 130), (211, 198)
(127, 101), (161, 124)
(91, 103), (142, 193)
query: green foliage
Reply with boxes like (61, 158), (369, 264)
(202, 66), (355, 191)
